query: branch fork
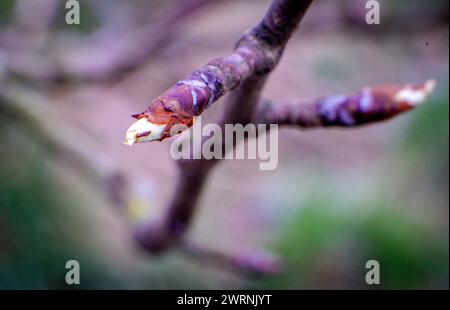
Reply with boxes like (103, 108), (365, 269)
(123, 0), (436, 276)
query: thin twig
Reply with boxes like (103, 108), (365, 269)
(179, 241), (281, 277)
(254, 80), (436, 128)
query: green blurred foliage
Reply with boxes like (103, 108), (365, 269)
(401, 86), (449, 191)
(264, 191), (448, 289)
(0, 0), (15, 26)
(0, 117), (123, 289)
(262, 85), (449, 289)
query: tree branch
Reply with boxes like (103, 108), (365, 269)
(179, 241), (281, 277)
(0, 84), (278, 277)
(129, 0), (436, 269)
(125, 0), (314, 145)
(255, 80), (436, 128)
(133, 0), (314, 254)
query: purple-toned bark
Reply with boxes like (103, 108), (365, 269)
(131, 0), (435, 266)
(126, 0), (314, 144)
(134, 0), (314, 254)
(255, 80), (436, 127)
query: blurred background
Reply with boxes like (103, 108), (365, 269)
(0, 0), (448, 289)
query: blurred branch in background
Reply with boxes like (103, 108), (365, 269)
(0, 0), (59, 81)
(0, 0), (227, 82)
(0, 84), (121, 199)
(56, 0), (228, 80)
(1, 0), (448, 82)
(179, 241), (281, 277)
(0, 84), (280, 277)
(11, 0), (58, 39)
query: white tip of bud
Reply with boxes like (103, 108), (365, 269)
(124, 118), (167, 146)
(394, 79), (436, 106)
